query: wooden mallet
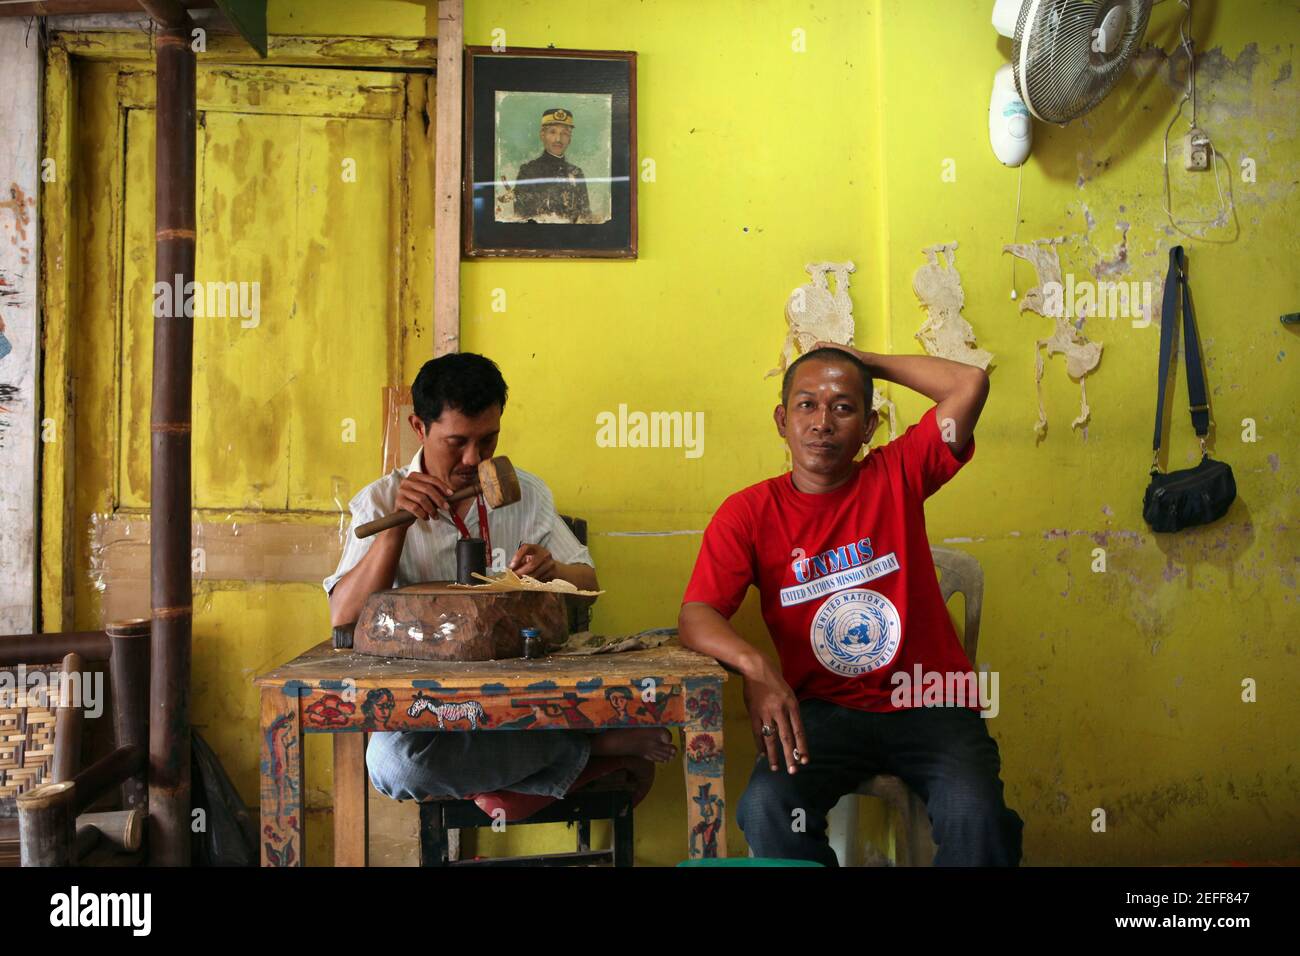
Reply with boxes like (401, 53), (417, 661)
(353, 456), (521, 539)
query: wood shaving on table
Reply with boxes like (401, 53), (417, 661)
(447, 568), (605, 597)
(554, 628), (679, 656)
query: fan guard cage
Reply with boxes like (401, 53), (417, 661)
(1013, 0), (1152, 123)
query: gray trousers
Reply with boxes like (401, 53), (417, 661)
(366, 730), (592, 801)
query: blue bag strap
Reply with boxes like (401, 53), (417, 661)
(1178, 250), (1211, 440)
(1152, 246), (1210, 471)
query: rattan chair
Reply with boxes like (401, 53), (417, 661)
(0, 621), (150, 866)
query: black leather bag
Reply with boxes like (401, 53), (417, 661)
(1142, 246), (1236, 533)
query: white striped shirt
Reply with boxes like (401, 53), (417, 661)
(323, 450), (593, 595)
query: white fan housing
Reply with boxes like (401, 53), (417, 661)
(989, 64), (1032, 166)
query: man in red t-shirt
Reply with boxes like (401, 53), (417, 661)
(680, 344), (1023, 866)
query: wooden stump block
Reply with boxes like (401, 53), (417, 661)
(353, 583), (568, 661)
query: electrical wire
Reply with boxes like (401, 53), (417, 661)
(1160, 0), (1237, 241)
(1010, 160), (1024, 299)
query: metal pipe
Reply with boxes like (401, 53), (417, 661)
(148, 20), (195, 867)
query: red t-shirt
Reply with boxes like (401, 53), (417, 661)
(683, 405), (978, 712)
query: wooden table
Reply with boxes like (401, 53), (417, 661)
(253, 641), (729, 866)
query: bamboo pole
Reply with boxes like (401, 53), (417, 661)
(50, 651), (84, 783)
(0, 630), (110, 665)
(107, 618), (151, 813)
(17, 782), (76, 867)
(147, 16), (195, 867)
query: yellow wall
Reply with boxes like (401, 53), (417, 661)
(871, 0), (1299, 864)
(456, 0), (888, 863)
(456, 0), (1300, 864)
(61, 0), (1296, 865)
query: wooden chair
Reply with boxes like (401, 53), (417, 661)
(373, 405), (624, 863)
(418, 773), (636, 867)
(0, 620), (151, 866)
(558, 514), (593, 634)
(415, 513), (642, 867)
(825, 547), (985, 867)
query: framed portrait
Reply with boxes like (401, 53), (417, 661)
(463, 47), (637, 259)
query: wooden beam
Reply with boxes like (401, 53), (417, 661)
(332, 733), (369, 867)
(50, 30), (436, 66)
(37, 45), (75, 633)
(433, 0), (462, 357)
(137, 0), (188, 28)
(0, 1), (214, 16)
(0, 21), (40, 635)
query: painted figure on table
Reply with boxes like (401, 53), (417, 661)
(262, 712), (299, 865)
(360, 688), (395, 730)
(605, 685), (636, 725)
(684, 684), (722, 730)
(324, 353), (675, 808)
(679, 344), (1024, 866)
(511, 108), (593, 224)
(689, 783), (724, 859)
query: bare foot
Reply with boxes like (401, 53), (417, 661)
(590, 728), (677, 763)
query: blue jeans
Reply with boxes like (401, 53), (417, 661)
(737, 698), (1023, 866)
(367, 731), (591, 801)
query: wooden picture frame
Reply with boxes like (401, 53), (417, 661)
(462, 47), (637, 259)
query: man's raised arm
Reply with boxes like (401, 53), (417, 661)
(817, 342), (990, 456)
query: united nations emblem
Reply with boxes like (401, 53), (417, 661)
(809, 588), (901, 677)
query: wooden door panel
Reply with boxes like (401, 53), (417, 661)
(115, 69), (402, 512)
(54, 43), (435, 866)
(284, 115), (398, 510)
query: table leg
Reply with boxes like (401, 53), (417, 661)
(333, 732), (369, 867)
(259, 686), (303, 867)
(682, 678), (727, 860)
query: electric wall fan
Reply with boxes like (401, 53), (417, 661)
(990, 0), (1154, 165)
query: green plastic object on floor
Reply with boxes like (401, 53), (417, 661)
(677, 857), (823, 867)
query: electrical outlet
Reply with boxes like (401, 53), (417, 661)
(1184, 128), (1211, 171)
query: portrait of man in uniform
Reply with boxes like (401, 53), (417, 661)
(493, 91), (613, 227)
(511, 108), (593, 224)
(467, 50), (634, 257)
